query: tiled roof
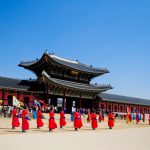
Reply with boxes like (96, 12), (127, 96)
(40, 71), (112, 92)
(19, 52), (109, 75)
(98, 93), (150, 106)
(0, 76), (33, 91)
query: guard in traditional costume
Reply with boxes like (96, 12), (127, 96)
(49, 108), (57, 131)
(12, 106), (20, 129)
(126, 114), (130, 123)
(91, 110), (98, 130)
(129, 114), (132, 122)
(108, 112), (114, 129)
(142, 113), (145, 122)
(87, 110), (91, 123)
(59, 110), (66, 128)
(21, 106), (29, 132)
(37, 108), (44, 128)
(74, 110), (82, 131)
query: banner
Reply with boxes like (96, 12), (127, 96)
(0, 100), (3, 105)
(34, 99), (41, 107)
(127, 107), (131, 115)
(13, 96), (20, 107)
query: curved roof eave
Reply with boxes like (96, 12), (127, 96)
(19, 52), (109, 75)
(40, 71), (112, 92)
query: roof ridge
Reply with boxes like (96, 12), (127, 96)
(0, 76), (21, 81)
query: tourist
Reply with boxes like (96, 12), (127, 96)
(37, 107), (44, 129)
(2, 106), (8, 118)
(91, 110), (98, 130)
(32, 107), (37, 119)
(108, 111), (114, 129)
(49, 107), (57, 131)
(12, 106), (20, 129)
(102, 111), (105, 121)
(99, 112), (103, 123)
(21, 106), (30, 132)
(59, 109), (66, 128)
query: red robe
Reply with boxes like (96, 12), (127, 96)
(59, 111), (66, 127)
(49, 111), (57, 129)
(78, 113), (83, 127)
(99, 113), (103, 123)
(136, 114), (139, 124)
(142, 114), (145, 122)
(87, 113), (91, 123)
(12, 109), (20, 127)
(108, 113), (114, 128)
(91, 113), (98, 129)
(129, 114), (132, 122)
(37, 110), (44, 127)
(74, 112), (82, 129)
(21, 109), (29, 130)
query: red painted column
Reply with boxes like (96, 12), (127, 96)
(118, 103), (119, 112)
(79, 94), (82, 109)
(17, 91), (20, 100)
(62, 92), (66, 109)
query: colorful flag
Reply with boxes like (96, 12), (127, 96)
(19, 101), (25, 106)
(13, 96), (20, 107)
(127, 107), (131, 115)
(0, 100), (3, 105)
(34, 99), (41, 107)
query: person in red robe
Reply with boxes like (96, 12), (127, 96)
(74, 110), (82, 131)
(108, 111), (114, 129)
(87, 110), (91, 123)
(12, 106), (20, 129)
(91, 110), (98, 130)
(99, 112), (103, 123)
(21, 106), (29, 132)
(129, 114), (132, 122)
(37, 108), (44, 128)
(49, 108), (57, 131)
(136, 113), (139, 124)
(59, 109), (66, 128)
(142, 113), (145, 122)
(78, 111), (83, 128)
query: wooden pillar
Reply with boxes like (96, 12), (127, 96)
(45, 85), (49, 105)
(79, 94), (82, 109)
(106, 101), (108, 112)
(98, 99), (101, 110)
(92, 99), (94, 109)
(62, 91), (66, 109)
(2, 89), (5, 105)
(112, 102), (114, 112)
(17, 91), (20, 100)
(124, 103), (125, 113)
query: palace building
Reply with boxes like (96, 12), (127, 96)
(0, 51), (150, 113)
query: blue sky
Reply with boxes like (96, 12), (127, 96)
(0, 0), (150, 99)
